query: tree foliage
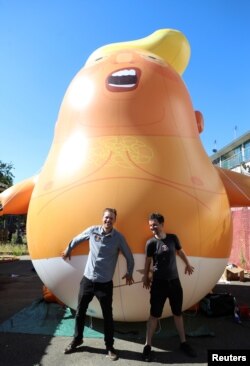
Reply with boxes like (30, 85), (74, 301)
(0, 160), (14, 188)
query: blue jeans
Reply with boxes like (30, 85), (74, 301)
(74, 276), (114, 349)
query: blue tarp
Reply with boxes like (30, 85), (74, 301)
(0, 299), (103, 337)
(0, 299), (215, 339)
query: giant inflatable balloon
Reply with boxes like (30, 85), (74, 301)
(1, 29), (250, 321)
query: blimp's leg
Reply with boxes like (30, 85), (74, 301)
(112, 253), (151, 322)
(32, 255), (87, 311)
(177, 256), (229, 313)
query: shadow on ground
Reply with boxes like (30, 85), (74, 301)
(0, 259), (250, 366)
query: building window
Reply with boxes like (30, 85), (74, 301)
(244, 140), (250, 161)
(221, 147), (242, 169)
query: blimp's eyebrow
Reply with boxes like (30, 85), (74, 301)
(95, 57), (103, 61)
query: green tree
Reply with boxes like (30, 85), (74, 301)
(0, 160), (14, 188)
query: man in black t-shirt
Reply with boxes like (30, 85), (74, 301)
(142, 212), (197, 361)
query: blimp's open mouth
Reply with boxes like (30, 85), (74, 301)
(106, 68), (141, 92)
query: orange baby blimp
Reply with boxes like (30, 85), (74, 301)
(1, 29), (250, 321)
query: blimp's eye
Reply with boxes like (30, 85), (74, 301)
(94, 55), (110, 63)
(142, 54), (165, 66)
(85, 55), (107, 68)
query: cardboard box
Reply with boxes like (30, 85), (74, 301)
(226, 267), (244, 281)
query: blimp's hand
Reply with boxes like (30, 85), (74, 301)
(62, 250), (71, 261)
(122, 273), (134, 286)
(185, 264), (194, 275)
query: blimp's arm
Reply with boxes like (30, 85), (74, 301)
(0, 175), (37, 216)
(215, 167), (250, 207)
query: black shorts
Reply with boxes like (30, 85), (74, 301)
(150, 278), (183, 318)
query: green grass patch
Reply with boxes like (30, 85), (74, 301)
(0, 243), (29, 256)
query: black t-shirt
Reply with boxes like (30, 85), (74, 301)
(146, 233), (182, 280)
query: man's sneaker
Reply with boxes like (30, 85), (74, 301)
(64, 339), (83, 354)
(142, 345), (152, 362)
(106, 347), (118, 361)
(180, 342), (197, 357)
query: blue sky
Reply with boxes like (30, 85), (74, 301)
(1, 0), (250, 183)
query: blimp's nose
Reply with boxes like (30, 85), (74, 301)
(114, 51), (134, 63)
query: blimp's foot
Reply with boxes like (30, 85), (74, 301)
(64, 338), (84, 354)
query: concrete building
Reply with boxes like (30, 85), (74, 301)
(210, 131), (250, 175)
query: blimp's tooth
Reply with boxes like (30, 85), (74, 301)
(109, 83), (135, 88)
(112, 69), (136, 77)
(128, 69), (136, 76)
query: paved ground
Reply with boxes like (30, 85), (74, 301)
(0, 257), (250, 366)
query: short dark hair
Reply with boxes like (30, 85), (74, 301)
(148, 212), (164, 224)
(103, 208), (117, 218)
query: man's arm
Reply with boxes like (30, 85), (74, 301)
(61, 227), (92, 261)
(62, 245), (72, 260)
(119, 235), (135, 285)
(177, 249), (194, 275)
(143, 256), (152, 289)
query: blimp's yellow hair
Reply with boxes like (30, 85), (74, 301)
(85, 29), (191, 75)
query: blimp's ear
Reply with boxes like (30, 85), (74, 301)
(195, 110), (204, 133)
(86, 29), (190, 75)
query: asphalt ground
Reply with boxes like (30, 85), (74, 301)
(0, 256), (250, 366)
